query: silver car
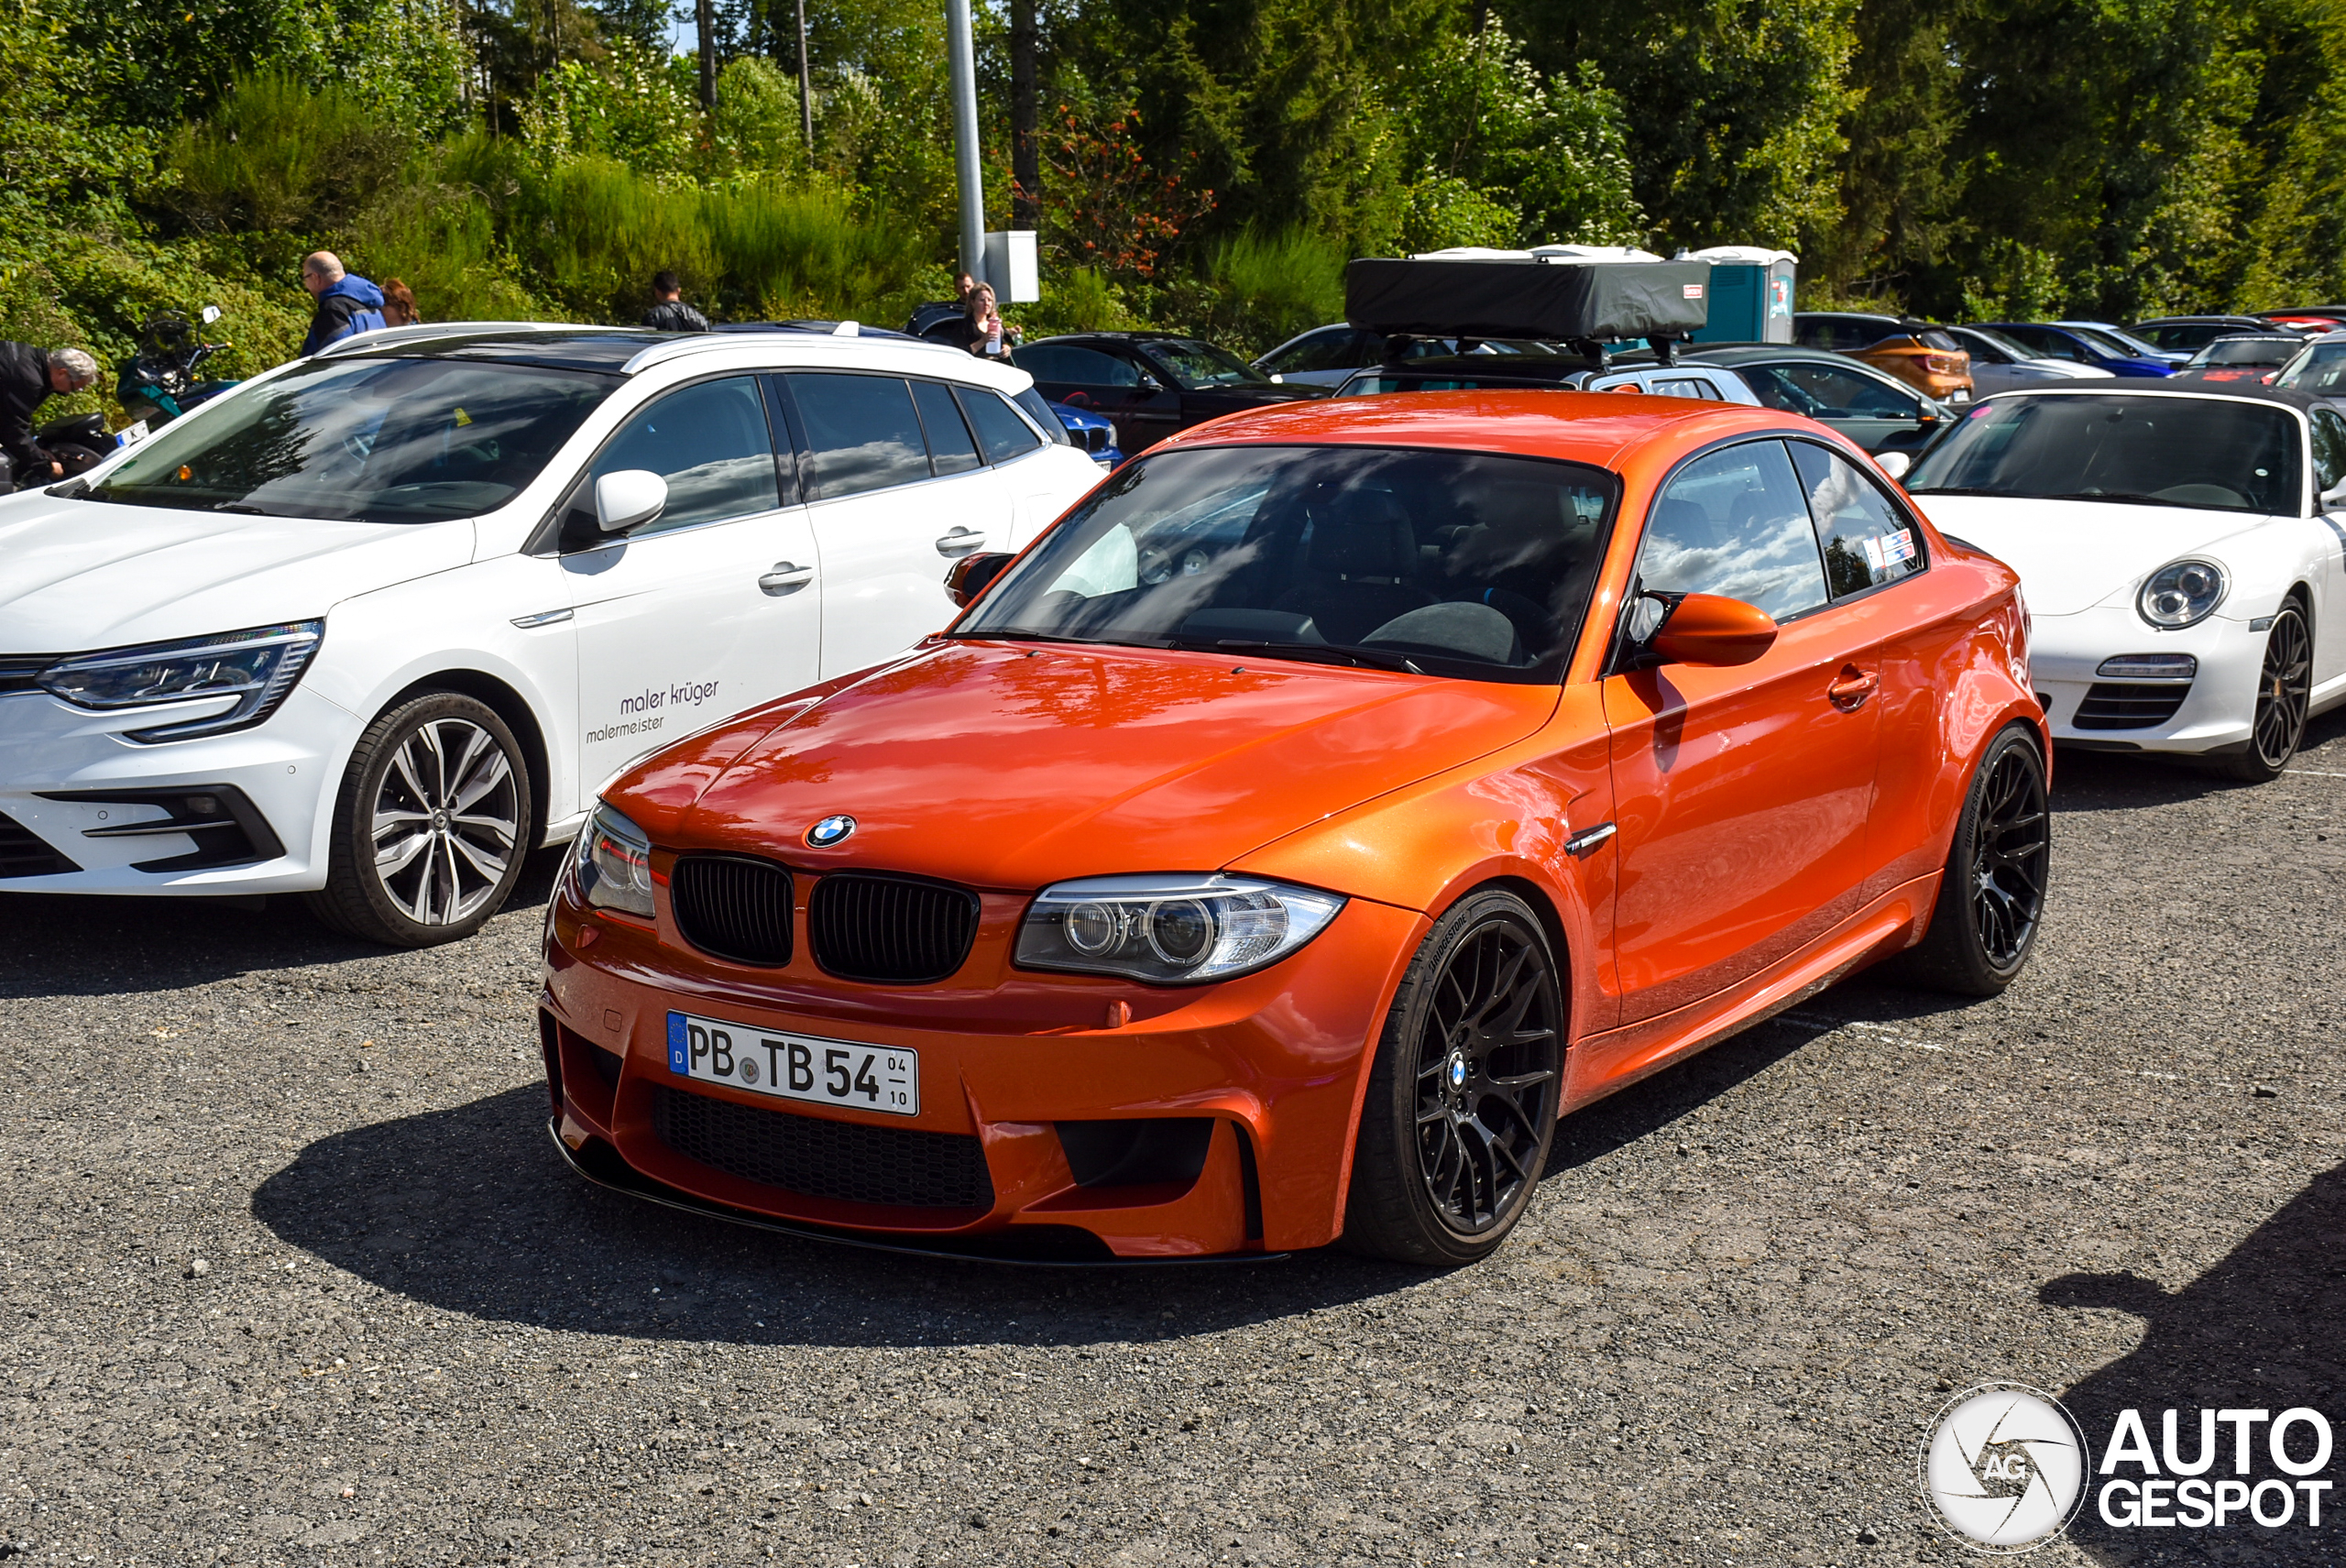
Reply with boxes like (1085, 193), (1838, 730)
(1946, 326), (2118, 395)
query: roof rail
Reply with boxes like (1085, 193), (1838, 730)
(312, 321), (605, 359)
(619, 326), (972, 376)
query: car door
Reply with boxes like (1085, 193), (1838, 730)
(559, 374), (821, 793)
(1599, 438), (1884, 1025)
(954, 381), (1074, 548)
(1016, 343), (1183, 450)
(2306, 406), (2346, 685)
(782, 370), (1006, 677)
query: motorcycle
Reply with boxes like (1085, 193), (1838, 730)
(114, 305), (237, 430)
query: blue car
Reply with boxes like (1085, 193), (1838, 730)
(1049, 400), (1124, 468)
(1970, 322), (2175, 378)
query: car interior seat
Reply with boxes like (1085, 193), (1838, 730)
(1272, 489), (1435, 643)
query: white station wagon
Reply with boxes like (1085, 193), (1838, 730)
(0, 323), (1104, 944)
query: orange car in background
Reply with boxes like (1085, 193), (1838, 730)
(1794, 312), (1976, 402)
(538, 394), (2047, 1266)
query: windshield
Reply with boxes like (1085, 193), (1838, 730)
(1144, 340), (1270, 389)
(84, 356), (615, 522)
(1906, 394), (2301, 514)
(2193, 337), (2297, 367)
(2274, 341), (2346, 393)
(952, 444), (1617, 681)
(2066, 324), (2158, 359)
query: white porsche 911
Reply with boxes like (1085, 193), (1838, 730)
(1902, 384), (2346, 781)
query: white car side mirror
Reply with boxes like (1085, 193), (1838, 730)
(595, 469), (667, 533)
(2323, 478), (2346, 511)
(1875, 450), (1913, 481)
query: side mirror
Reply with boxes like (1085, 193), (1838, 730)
(594, 469), (667, 533)
(945, 551), (1014, 607)
(1650, 592), (1779, 667)
(200, 305), (224, 324)
(1135, 372), (1165, 393)
(1875, 450), (1913, 481)
(2323, 478), (2346, 512)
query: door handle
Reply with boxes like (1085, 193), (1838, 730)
(759, 561), (815, 594)
(1563, 821), (1617, 858)
(1827, 666), (1880, 710)
(935, 528), (987, 557)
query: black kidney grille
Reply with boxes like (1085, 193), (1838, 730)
(671, 854), (793, 965)
(0, 812), (79, 878)
(652, 1085), (993, 1210)
(2076, 682), (2189, 730)
(808, 873), (980, 983)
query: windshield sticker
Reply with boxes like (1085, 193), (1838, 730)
(1862, 529), (1917, 571)
(453, 407), (473, 427)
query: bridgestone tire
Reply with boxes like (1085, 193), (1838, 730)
(1342, 889), (1564, 1266)
(1889, 724), (2049, 996)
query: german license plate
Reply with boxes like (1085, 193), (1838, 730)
(665, 1011), (918, 1116)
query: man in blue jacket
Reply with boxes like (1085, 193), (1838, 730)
(299, 252), (387, 356)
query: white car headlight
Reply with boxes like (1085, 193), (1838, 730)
(575, 803), (654, 918)
(2137, 560), (2227, 629)
(1014, 874), (1344, 985)
(36, 620), (323, 742)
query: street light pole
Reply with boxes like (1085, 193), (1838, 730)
(945, 0), (985, 286)
(795, 0), (814, 148)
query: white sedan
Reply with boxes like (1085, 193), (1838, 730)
(0, 323), (1103, 943)
(1905, 383), (2346, 780)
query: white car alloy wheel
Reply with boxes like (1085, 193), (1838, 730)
(2225, 602), (2313, 782)
(307, 693), (533, 948)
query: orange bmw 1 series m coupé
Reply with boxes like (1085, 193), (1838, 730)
(538, 393), (2048, 1266)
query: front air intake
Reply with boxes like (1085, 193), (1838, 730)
(669, 854), (794, 965)
(652, 1085), (993, 1210)
(2075, 682), (2189, 730)
(807, 872), (980, 983)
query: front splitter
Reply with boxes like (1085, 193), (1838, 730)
(546, 1119), (1290, 1270)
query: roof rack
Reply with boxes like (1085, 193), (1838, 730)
(312, 321), (607, 359)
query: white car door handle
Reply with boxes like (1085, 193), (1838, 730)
(935, 528), (988, 557)
(759, 561), (815, 593)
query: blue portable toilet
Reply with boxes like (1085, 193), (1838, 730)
(1685, 247), (1797, 344)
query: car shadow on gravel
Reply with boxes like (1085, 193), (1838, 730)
(0, 847), (569, 1000)
(253, 1086), (1434, 1347)
(2040, 1161), (2346, 1565)
(2051, 705), (2346, 814)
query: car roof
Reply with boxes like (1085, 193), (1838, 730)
(316, 321), (995, 379)
(1795, 311), (1900, 322)
(1026, 332), (1204, 345)
(1977, 380), (2331, 412)
(1150, 390), (1793, 467)
(2134, 315), (2271, 326)
(1680, 344), (1889, 368)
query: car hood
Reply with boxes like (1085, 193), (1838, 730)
(0, 491), (473, 652)
(1912, 495), (2273, 615)
(627, 640), (1558, 893)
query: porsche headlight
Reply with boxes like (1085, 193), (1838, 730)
(37, 620), (323, 742)
(1014, 874), (1344, 985)
(575, 803), (654, 918)
(2137, 560), (2227, 629)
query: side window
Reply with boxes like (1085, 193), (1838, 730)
(2311, 409), (2346, 496)
(787, 373), (929, 499)
(1014, 345), (1139, 387)
(1262, 329), (1358, 376)
(1789, 443), (1927, 597)
(588, 376), (779, 535)
(910, 378), (982, 476)
(1775, 363), (1919, 419)
(1650, 377), (1718, 400)
(959, 386), (1046, 463)
(1636, 440), (1830, 623)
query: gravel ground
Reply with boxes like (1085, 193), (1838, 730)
(4, 718), (2343, 1568)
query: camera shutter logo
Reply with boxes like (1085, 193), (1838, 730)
(1919, 1383), (2090, 1552)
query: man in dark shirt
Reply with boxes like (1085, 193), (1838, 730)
(0, 342), (101, 492)
(298, 251), (388, 357)
(641, 272), (711, 333)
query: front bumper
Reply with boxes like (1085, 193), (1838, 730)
(539, 877), (1426, 1258)
(2028, 605), (2267, 753)
(0, 685), (356, 894)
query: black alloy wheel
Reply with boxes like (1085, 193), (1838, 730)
(1891, 724), (2049, 996)
(1343, 889), (1563, 1265)
(2222, 603), (2311, 782)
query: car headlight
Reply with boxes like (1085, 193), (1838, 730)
(1105, 421), (1121, 448)
(2137, 560), (2228, 629)
(1014, 874), (1344, 985)
(575, 803), (654, 918)
(36, 620), (323, 742)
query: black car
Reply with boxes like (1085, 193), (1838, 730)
(1011, 333), (1319, 450)
(2127, 315), (2288, 355)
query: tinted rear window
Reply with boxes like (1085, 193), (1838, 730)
(788, 373), (931, 499)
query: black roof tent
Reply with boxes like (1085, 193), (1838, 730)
(1344, 256), (1712, 367)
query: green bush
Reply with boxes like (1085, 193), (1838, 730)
(161, 71), (414, 234)
(1199, 227), (1345, 356)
